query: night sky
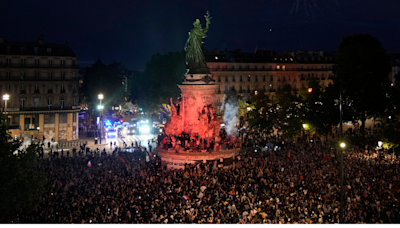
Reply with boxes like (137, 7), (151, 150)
(1, 0), (399, 70)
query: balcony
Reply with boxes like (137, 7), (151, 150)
(2, 106), (80, 112)
(0, 63), (80, 69)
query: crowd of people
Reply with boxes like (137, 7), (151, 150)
(157, 128), (241, 152)
(9, 126), (400, 223)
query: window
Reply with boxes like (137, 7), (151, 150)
(218, 76), (221, 82)
(47, 98), (53, 106)
(61, 60), (65, 67)
(73, 113), (77, 122)
(6, 72), (10, 80)
(255, 75), (258, 82)
(263, 75), (266, 82)
(240, 75), (243, 82)
(225, 75), (228, 82)
(239, 85), (243, 92)
(21, 59), (26, 66)
(20, 71), (25, 79)
(270, 75), (274, 81)
(20, 85), (25, 92)
(20, 98), (25, 109)
(6, 58), (11, 66)
(232, 75), (235, 82)
(60, 98), (65, 108)
(48, 84), (52, 91)
(61, 72), (66, 80)
(247, 75), (250, 82)
(44, 114), (55, 124)
(73, 97), (77, 106)
(35, 71), (39, 79)
(48, 59), (53, 67)
(34, 98), (40, 107)
(35, 84), (39, 92)
(247, 85), (251, 92)
(35, 59), (40, 66)
(34, 47), (39, 55)
(49, 72), (53, 79)
(47, 48), (52, 53)
(61, 84), (65, 93)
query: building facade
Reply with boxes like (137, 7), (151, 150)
(205, 49), (335, 102)
(0, 35), (80, 142)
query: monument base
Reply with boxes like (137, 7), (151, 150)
(156, 146), (240, 170)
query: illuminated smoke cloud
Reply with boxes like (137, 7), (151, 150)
(221, 91), (239, 136)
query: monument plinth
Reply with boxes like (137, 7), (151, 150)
(157, 11), (240, 169)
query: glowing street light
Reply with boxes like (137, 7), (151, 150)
(340, 142), (346, 148)
(308, 88), (312, 93)
(3, 94), (10, 114)
(98, 94), (104, 105)
(97, 105), (104, 110)
(302, 124), (307, 129)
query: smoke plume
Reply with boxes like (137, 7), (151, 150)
(221, 91), (239, 136)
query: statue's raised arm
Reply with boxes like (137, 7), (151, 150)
(204, 11), (212, 33)
(184, 11), (212, 74)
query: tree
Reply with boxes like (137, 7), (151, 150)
(381, 71), (400, 151)
(81, 59), (128, 111)
(300, 79), (339, 136)
(131, 52), (186, 114)
(332, 34), (392, 136)
(273, 84), (303, 139)
(247, 89), (275, 134)
(0, 114), (46, 222)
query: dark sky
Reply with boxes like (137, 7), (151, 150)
(1, 0), (399, 70)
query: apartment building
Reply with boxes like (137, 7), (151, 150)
(205, 49), (335, 102)
(0, 35), (80, 141)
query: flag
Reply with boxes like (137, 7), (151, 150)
(87, 160), (92, 167)
(118, 156), (126, 163)
(181, 195), (190, 201)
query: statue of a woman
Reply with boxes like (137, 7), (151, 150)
(184, 11), (212, 74)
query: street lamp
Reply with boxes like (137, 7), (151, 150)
(308, 88), (312, 93)
(97, 94), (104, 144)
(302, 124), (307, 129)
(98, 94), (103, 105)
(3, 94), (10, 114)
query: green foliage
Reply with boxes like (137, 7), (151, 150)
(131, 52), (186, 114)
(273, 84), (303, 138)
(332, 34), (392, 135)
(81, 60), (128, 110)
(0, 114), (46, 222)
(247, 89), (275, 133)
(300, 79), (339, 136)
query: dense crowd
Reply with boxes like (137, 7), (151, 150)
(158, 128), (240, 152)
(10, 128), (400, 223)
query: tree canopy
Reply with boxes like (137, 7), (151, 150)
(130, 52), (186, 114)
(0, 114), (46, 222)
(81, 59), (128, 110)
(332, 34), (392, 135)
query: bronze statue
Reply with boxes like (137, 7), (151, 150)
(184, 11), (212, 74)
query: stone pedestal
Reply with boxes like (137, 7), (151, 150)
(178, 83), (219, 134)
